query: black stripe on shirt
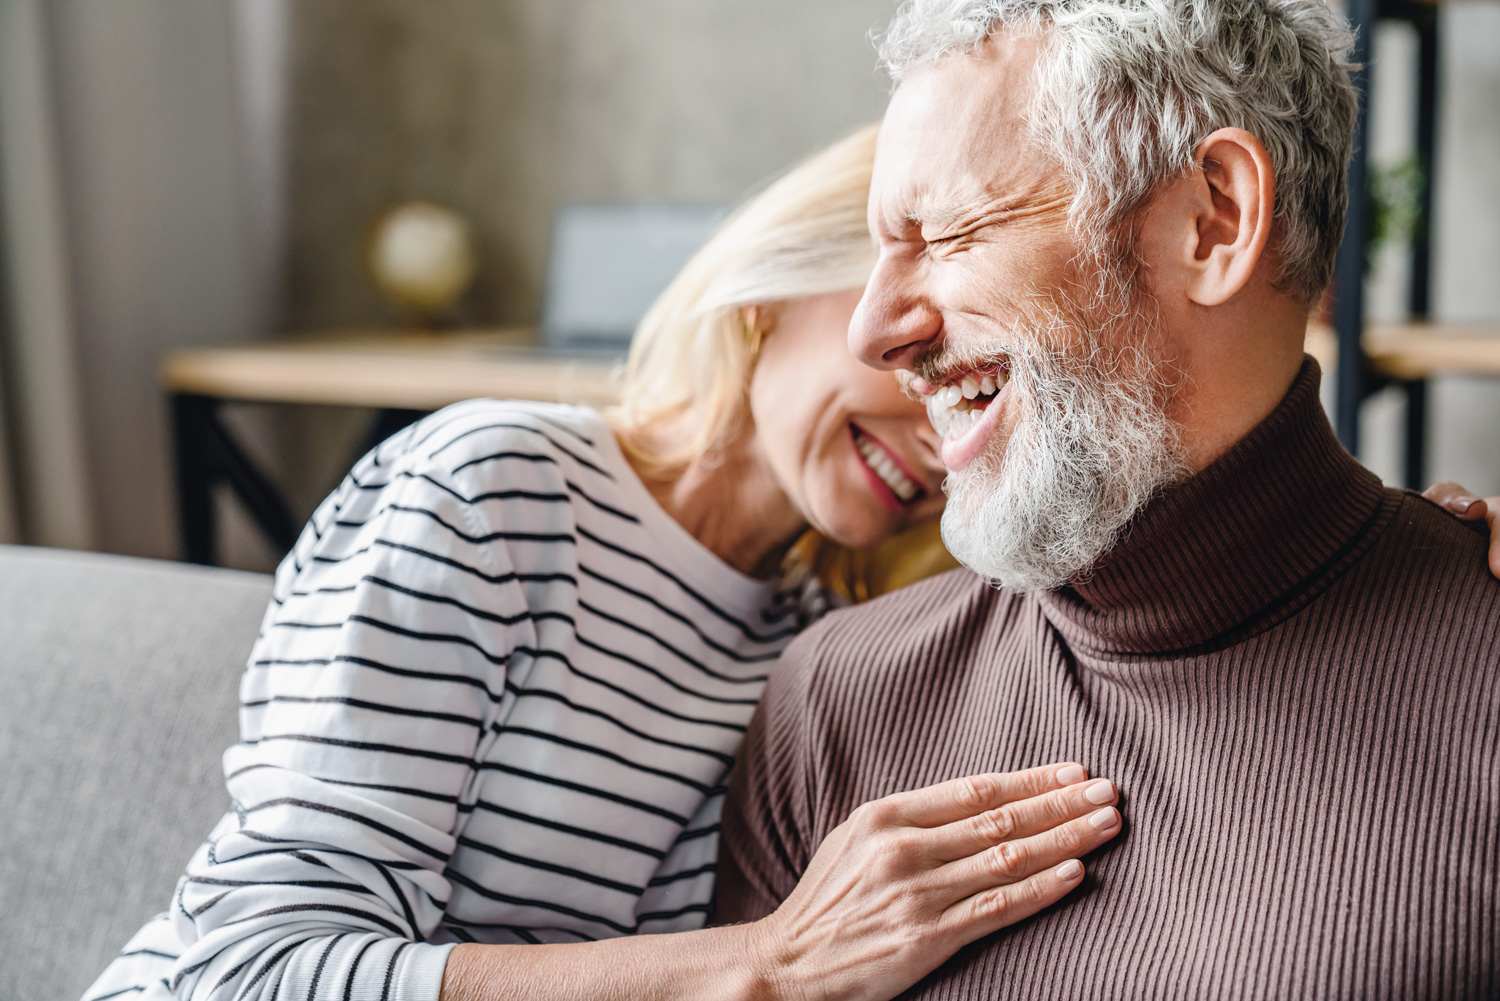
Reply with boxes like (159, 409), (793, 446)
(647, 861), (718, 887)
(244, 733), (473, 768)
(436, 423), (614, 479)
(577, 525), (797, 643)
(220, 902), (408, 938)
(226, 830), (426, 871)
(374, 538), (577, 587)
(243, 798), (451, 862)
(442, 871), (635, 935)
(493, 725), (713, 793)
(379, 940), (411, 1001)
(480, 761), (689, 824)
(342, 935), (384, 1001)
(240, 694), (484, 729)
(251, 654), (502, 701)
(580, 596), (780, 668)
(468, 799), (665, 859)
(305, 933), (347, 1001)
(187, 875), (373, 894)
(454, 836), (642, 895)
(497, 683), (737, 762)
(226, 935), (309, 997)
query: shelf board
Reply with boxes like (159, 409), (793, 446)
(1306, 322), (1500, 381)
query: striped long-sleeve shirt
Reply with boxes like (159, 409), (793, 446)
(83, 400), (800, 1001)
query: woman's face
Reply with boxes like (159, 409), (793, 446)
(747, 288), (948, 549)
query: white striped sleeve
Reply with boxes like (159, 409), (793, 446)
(142, 445), (536, 1001)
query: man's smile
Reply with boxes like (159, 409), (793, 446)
(906, 361), (1012, 469)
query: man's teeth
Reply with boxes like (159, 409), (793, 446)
(922, 369), (1008, 440)
(854, 432), (919, 503)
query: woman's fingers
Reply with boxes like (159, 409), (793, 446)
(874, 762), (1090, 829)
(939, 806), (1122, 901)
(1485, 499), (1500, 580)
(1423, 481), (1487, 520)
(939, 859), (1090, 946)
(924, 777), (1118, 861)
(1423, 484), (1500, 579)
(1420, 484), (1500, 580)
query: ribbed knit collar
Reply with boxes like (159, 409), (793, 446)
(1037, 358), (1389, 656)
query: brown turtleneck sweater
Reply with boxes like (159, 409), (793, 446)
(716, 360), (1500, 1000)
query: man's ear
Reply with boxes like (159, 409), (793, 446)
(1174, 127), (1276, 307)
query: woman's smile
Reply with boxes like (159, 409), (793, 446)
(850, 422), (925, 512)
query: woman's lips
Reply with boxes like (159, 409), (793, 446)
(849, 424), (924, 514)
(854, 425), (925, 487)
(854, 448), (907, 515)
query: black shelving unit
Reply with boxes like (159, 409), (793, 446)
(1334, 0), (1443, 487)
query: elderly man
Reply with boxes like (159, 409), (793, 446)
(716, 1), (1500, 997)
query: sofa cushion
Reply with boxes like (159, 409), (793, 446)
(0, 546), (272, 1001)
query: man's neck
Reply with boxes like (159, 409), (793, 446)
(1166, 292), (1310, 471)
(1044, 359), (1388, 655)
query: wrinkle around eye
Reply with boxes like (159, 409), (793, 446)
(924, 233), (976, 259)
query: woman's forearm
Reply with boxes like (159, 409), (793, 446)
(439, 924), (782, 1001)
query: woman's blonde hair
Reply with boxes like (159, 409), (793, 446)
(609, 123), (961, 601)
(610, 124), (880, 471)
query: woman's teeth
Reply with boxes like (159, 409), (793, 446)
(922, 368), (1007, 440)
(854, 430), (920, 503)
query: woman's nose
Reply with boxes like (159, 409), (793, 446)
(848, 256), (943, 371)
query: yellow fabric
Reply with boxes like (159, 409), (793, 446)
(797, 520), (959, 604)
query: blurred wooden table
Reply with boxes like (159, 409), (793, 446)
(1307, 321), (1500, 486)
(162, 328), (621, 565)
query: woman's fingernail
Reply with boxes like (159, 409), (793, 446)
(1084, 779), (1114, 804)
(1089, 807), (1118, 830)
(1056, 764), (1086, 785)
(1452, 495), (1481, 512)
(1056, 859), (1083, 880)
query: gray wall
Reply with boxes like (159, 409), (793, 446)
(285, 0), (896, 331)
(44, 0), (282, 561)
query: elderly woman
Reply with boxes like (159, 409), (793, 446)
(86, 125), (1500, 1001)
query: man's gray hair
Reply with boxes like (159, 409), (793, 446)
(877, 0), (1358, 303)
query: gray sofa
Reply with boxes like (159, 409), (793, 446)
(0, 545), (273, 1001)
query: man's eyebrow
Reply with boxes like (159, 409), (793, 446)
(875, 198), (956, 240)
(905, 196), (958, 230)
(922, 193), (1072, 239)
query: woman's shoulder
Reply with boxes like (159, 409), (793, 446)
(385, 400), (617, 481)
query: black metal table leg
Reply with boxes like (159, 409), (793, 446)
(172, 393), (218, 565)
(169, 392), (301, 566)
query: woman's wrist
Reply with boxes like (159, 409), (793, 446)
(737, 917), (799, 1001)
(440, 922), (798, 1001)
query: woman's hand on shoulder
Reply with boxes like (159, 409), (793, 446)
(748, 763), (1120, 1001)
(1422, 482), (1500, 579)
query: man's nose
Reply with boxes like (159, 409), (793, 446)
(848, 254), (942, 371)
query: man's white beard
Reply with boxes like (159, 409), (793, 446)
(939, 311), (1187, 592)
